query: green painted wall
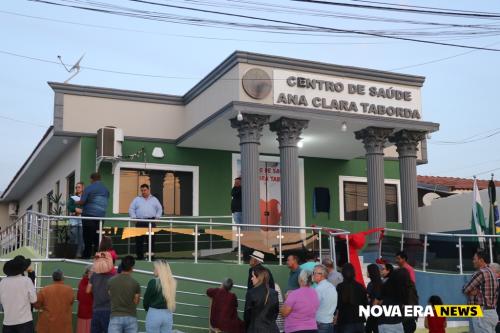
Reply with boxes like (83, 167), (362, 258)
(80, 137), (233, 218)
(80, 137), (97, 187)
(304, 157), (402, 232)
(80, 137), (403, 233)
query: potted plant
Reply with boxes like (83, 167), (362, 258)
(48, 193), (77, 258)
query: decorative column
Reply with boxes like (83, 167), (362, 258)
(355, 127), (393, 243)
(230, 114), (270, 225)
(270, 117), (309, 228)
(390, 130), (426, 236)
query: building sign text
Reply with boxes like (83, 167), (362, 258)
(273, 70), (422, 120)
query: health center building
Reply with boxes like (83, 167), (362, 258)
(0, 51), (440, 236)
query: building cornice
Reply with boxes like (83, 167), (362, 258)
(184, 51), (425, 103)
(48, 82), (184, 105)
(50, 51), (425, 107)
(234, 51), (425, 86)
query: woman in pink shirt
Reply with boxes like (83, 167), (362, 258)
(281, 270), (320, 333)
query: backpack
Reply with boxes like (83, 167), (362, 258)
(92, 251), (114, 274)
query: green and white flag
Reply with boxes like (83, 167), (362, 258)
(471, 178), (487, 249)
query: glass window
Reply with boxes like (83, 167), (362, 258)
(55, 181), (60, 196)
(66, 172), (75, 196)
(37, 199), (43, 213)
(119, 168), (193, 216)
(343, 181), (399, 222)
(47, 191), (54, 214)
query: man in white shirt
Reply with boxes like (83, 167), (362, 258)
(313, 264), (338, 333)
(0, 256), (37, 333)
(128, 184), (163, 260)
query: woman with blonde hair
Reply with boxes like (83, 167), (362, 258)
(244, 265), (280, 332)
(143, 260), (177, 333)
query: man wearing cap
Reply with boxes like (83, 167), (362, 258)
(0, 256), (37, 333)
(34, 269), (74, 333)
(247, 250), (275, 290)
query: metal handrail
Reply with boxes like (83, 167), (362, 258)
(8, 210), (498, 275)
(381, 227), (499, 275)
(385, 228), (500, 238)
(1, 212), (351, 265)
(25, 212), (330, 231)
(159, 216), (232, 219)
(0, 258), (247, 288)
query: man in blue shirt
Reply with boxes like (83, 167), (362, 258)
(128, 184), (162, 260)
(300, 252), (318, 273)
(286, 254), (302, 292)
(313, 264), (337, 333)
(77, 172), (110, 259)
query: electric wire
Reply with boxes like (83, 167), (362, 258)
(0, 49), (199, 79)
(0, 115), (49, 129)
(475, 166), (500, 177)
(293, 0), (500, 18)
(0, 10), (398, 45)
(430, 128), (500, 145)
(26, 0), (500, 51)
(347, 0), (500, 16)
(431, 158), (500, 176)
(178, 0), (500, 30)
(388, 44), (489, 71)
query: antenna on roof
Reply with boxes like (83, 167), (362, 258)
(57, 54), (85, 83)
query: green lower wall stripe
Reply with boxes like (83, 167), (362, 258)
(80, 137), (401, 234)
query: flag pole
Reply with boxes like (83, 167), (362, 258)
(472, 175), (486, 249)
(489, 173), (499, 247)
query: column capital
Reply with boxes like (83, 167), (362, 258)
(354, 127), (393, 155)
(390, 129), (427, 158)
(269, 117), (309, 148)
(230, 113), (270, 144)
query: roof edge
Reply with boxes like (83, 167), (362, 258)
(48, 82), (184, 105)
(1, 126), (54, 201)
(237, 51), (425, 86)
(183, 50), (425, 104)
(49, 51), (426, 107)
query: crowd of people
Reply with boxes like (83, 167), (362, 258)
(206, 249), (500, 333)
(2, 173), (500, 333)
(1, 246), (500, 333)
(0, 237), (177, 333)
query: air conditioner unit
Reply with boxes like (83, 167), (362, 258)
(96, 126), (124, 159)
(8, 202), (18, 216)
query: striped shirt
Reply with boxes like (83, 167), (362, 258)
(463, 266), (498, 308)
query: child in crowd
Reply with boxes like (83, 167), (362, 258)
(93, 236), (117, 275)
(425, 295), (446, 333)
(76, 265), (93, 333)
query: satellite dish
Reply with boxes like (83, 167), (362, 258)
(423, 192), (441, 206)
(57, 54), (85, 83)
